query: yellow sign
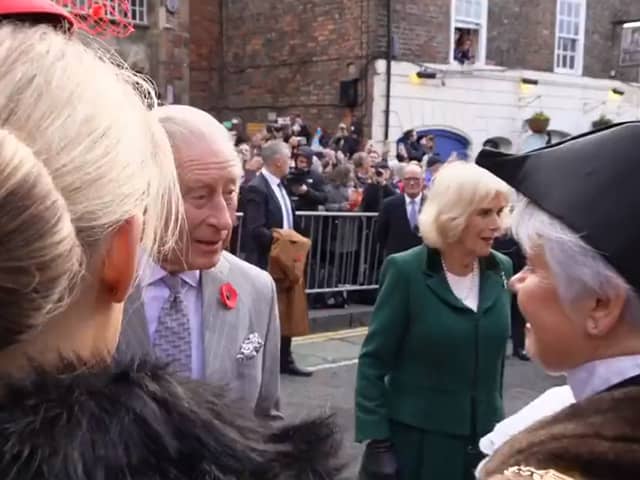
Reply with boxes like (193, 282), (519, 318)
(246, 122), (266, 137)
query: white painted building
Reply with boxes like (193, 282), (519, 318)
(370, 59), (640, 158)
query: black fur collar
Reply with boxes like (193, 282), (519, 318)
(0, 359), (343, 479)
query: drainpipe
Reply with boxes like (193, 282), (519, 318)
(383, 0), (392, 142)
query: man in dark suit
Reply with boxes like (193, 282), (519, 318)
(376, 162), (425, 257)
(242, 140), (312, 377)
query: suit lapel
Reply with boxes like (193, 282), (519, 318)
(201, 255), (229, 330)
(399, 196), (412, 233)
(259, 173), (284, 229)
(477, 256), (508, 313)
(201, 253), (249, 379)
(423, 247), (467, 310)
(423, 248), (507, 312)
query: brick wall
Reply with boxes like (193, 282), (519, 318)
(584, 0), (640, 82)
(189, 0), (221, 110)
(190, 0), (373, 139)
(487, 0), (556, 71)
(113, 0), (191, 103)
(487, 0), (640, 80)
(158, 3), (191, 104)
(188, 0), (640, 139)
(188, 0), (454, 137)
(383, 0), (451, 64)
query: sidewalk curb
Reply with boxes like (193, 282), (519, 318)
(308, 305), (373, 334)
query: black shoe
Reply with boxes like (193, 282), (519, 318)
(281, 362), (313, 377)
(514, 349), (530, 361)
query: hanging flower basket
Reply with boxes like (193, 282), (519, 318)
(527, 112), (550, 134)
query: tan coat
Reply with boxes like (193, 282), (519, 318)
(268, 229), (311, 337)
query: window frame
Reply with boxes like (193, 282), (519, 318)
(450, 0), (488, 65)
(64, 0), (148, 26)
(554, 0), (587, 75)
(127, 0), (148, 25)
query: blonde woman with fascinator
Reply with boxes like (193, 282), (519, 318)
(356, 161), (513, 480)
(0, 6), (341, 479)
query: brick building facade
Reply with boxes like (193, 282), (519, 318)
(107, 0), (640, 150)
(185, 0), (640, 146)
(487, 0), (640, 81)
(189, 0), (375, 135)
(107, 0), (190, 104)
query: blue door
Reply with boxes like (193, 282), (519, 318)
(413, 128), (471, 161)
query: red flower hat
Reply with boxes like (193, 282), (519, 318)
(0, 0), (75, 31)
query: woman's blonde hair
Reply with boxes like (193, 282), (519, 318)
(0, 25), (182, 348)
(419, 161), (511, 248)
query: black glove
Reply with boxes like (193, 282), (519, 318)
(358, 439), (398, 480)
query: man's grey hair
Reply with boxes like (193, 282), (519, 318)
(154, 105), (242, 179)
(261, 140), (290, 165)
(402, 161), (424, 179)
(512, 197), (640, 327)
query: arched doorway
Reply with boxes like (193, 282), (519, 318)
(416, 127), (471, 160)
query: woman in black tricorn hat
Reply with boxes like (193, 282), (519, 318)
(476, 122), (640, 479)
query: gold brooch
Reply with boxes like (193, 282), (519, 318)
(504, 466), (576, 480)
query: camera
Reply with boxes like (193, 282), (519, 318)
(374, 168), (385, 178)
(286, 167), (307, 188)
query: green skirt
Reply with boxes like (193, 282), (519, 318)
(390, 420), (484, 480)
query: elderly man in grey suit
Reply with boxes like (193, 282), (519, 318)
(116, 105), (282, 420)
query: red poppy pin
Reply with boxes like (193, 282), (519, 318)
(220, 282), (238, 310)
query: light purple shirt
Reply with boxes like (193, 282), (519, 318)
(140, 262), (205, 379)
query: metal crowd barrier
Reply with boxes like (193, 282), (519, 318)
(233, 211), (383, 294)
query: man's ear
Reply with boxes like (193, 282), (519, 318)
(100, 216), (143, 303)
(586, 286), (627, 337)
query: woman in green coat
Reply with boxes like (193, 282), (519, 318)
(355, 161), (513, 480)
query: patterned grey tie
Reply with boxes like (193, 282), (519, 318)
(152, 274), (192, 376)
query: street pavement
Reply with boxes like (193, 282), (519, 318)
(281, 329), (564, 479)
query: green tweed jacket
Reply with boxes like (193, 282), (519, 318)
(355, 245), (513, 442)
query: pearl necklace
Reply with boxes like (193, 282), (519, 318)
(441, 258), (479, 304)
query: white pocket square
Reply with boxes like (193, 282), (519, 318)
(236, 332), (264, 361)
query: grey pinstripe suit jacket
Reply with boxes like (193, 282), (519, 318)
(115, 251), (282, 420)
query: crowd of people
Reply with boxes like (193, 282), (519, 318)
(3, 2), (640, 480)
(230, 117), (445, 217)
